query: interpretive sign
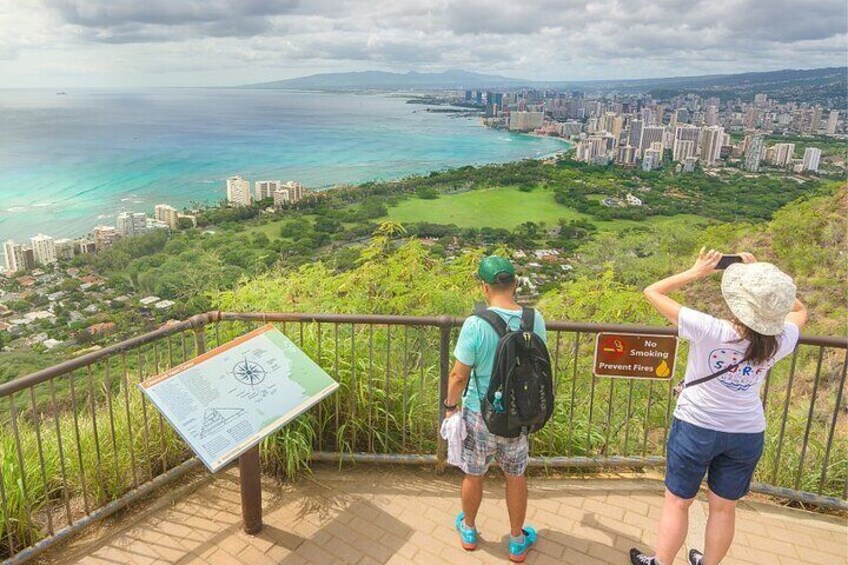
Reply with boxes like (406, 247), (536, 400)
(593, 332), (678, 380)
(140, 324), (338, 472)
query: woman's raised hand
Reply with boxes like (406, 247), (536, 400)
(690, 247), (722, 278)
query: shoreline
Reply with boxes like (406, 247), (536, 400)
(1, 140), (573, 244)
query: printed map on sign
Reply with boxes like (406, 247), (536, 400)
(140, 324), (338, 472)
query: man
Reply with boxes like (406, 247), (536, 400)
(443, 255), (547, 563)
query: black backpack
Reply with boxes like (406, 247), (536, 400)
(470, 306), (555, 438)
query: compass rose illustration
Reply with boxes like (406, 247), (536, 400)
(232, 355), (267, 386)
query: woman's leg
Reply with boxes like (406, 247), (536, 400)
(702, 489), (736, 565)
(654, 489), (695, 565)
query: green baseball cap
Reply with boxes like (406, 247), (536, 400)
(477, 255), (516, 284)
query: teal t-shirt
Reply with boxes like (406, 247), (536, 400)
(454, 307), (548, 413)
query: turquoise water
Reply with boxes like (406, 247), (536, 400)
(0, 89), (568, 242)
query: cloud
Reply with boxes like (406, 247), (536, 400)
(0, 0), (844, 86)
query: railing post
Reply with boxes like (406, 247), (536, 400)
(437, 317), (451, 465)
(239, 445), (263, 535)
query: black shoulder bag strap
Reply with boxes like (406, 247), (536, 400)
(674, 356), (750, 397)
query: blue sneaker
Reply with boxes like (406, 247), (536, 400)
(455, 512), (478, 551)
(508, 526), (537, 562)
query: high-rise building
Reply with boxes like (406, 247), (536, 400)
(575, 136), (610, 164)
(629, 119), (643, 149)
(642, 148), (663, 171)
(255, 180), (282, 201)
(92, 226), (118, 250)
(743, 107), (759, 129)
(682, 156), (699, 173)
(21, 248), (36, 271)
(754, 93), (768, 106)
(641, 107), (653, 126)
(672, 140), (695, 162)
(154, 204), (179, 230)
(811, 106), (823, 133)
(285, 181), (305, 202)
(610, 116), (625, 145)
(743, 134), (765, 172)
(639, 126), (665, 156)
(273, 189), (291, 207)
(30, 234), (57, 266)
(699, 126), (724, 167)
(116, 212), (148, 238)
(559, 121), (583, 137)
(226, 176), (252, 207)
(508, 111), (544, 132)
(55, 239), (75, 260)
(826, 110), (839, 135)
(802, 147), (821, 172)
(465, 90), (472, 101)
(672, 125), (700, 161)
(3, 240), (24, 273)
(614, 145), (638, 167)
(655, 104), (666, 126)
(77, 240), (97, 254)
(705, 105), (719, 127)
(771, 143), (795, 167)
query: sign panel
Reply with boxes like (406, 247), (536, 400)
(140, 324), (338, 472)
(593, 332), (678, 380)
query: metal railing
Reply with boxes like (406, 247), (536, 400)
(0, 311), (845, 563)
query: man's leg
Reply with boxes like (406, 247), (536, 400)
(702, 489), (736, 565)
(654, 489), (695, 565)
(504, 472), (527, 537)
(461, 474), (485, 528)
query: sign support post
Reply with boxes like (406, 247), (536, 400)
(239, 445), (263, 535)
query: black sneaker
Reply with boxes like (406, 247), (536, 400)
(688, 549), (704, 565)
(629, 548), (655, 565)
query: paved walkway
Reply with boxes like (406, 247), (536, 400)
(40, 465), (846, 565)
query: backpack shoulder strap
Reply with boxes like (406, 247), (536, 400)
(474, 309), (508, 338)
(520, 307), (535, 332)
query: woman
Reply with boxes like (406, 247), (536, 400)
(630, 249), (807, 565)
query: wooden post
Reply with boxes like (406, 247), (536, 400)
(239, 445), (263, 535)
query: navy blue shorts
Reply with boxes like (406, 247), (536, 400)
(665, 418), (764, 501)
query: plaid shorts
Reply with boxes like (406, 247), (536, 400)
(460, 408), (529, 476)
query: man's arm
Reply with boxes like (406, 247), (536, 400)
(445, 360), (472, 416)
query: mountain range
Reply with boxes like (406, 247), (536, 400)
(241, 67), (847, 102)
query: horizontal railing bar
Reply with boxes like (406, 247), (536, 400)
(4, 310), (844, 398)
(217, 311), (846, 347)
(749, 482), (848, 511)
(310, 452), (438, 464)
(0, 313), (217, 397)
(4, 457), (202, 565)
(527, 456), (666, 469)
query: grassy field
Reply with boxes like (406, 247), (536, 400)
(385, 186), (709, 232)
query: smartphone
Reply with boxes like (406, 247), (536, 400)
(716, 254), (743, 270)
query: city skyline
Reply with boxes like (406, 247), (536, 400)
(1, 0), (846, 88)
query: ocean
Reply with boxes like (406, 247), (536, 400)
(0, 88), (568, 243)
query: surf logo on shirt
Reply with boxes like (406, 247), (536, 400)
(707, 348), (767, 392)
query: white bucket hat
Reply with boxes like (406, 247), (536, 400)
(721, 262), (797, 336)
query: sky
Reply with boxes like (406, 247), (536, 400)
(1, 0), (846, 88)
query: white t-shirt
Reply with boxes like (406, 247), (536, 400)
(674, 307), (800, 433)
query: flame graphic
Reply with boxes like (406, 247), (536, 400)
(655, 360), (671, 378)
